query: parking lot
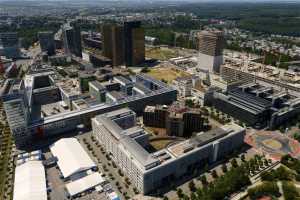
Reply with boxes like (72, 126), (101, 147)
(76, 132), (135, 199)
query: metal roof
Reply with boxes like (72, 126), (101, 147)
(13, 161), (47, 200)
(50, 138), (96, 178)
(66, 172), (105, 197)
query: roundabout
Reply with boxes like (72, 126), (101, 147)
(245, 130), (300, 161)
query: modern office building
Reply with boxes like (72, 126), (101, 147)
(0, 32), (20, 59)
(79, 72), (96, 93)
(92, 108), (245, 194)
(2, 69), (177, 148)
(143, 102), (205, 137)
(204, 83), (300, 129)
(111, 25), (125, 66)
(102, 21), (145, 67)
(220, 63), (300, 97)
(82, 32), (102, 50)
(172, 76), (193, 97)
(197, 30), (224, 73)
(113, 76), (133, 95)
(62, 23), (82, 57)
(102, 24), (113, 60)
(89, 54), (112, 68)
(124, 21), (145, 66)
(38, 31), (55, 56)
(143, 105), (168, 128)
(2, 79), (30, 147)
(89, 80), (107, 103)
(102, 24), (125, 66)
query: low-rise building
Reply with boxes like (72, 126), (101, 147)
(204, 83), (300, 129)
(50, 138), (97, 180)
(13, 161), (47, 200)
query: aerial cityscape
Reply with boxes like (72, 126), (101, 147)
(1, 0), (300, 200)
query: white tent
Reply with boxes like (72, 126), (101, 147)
(50, 138), (96, 178)
(13, 161), (47, 200)
(66, 172), (105, 197)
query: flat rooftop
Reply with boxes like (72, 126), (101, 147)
(94, 108), (245, 172)
(167, 124), (241, 158)
(89, 80), (105, 91)
(114, 76), (132, 86)
(41, 102), (70, 117)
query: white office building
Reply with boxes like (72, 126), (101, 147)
(92, 108), (245, 194)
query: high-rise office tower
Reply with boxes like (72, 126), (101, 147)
(197, 30), (225, 73)
(112, 26), (125, 66)
(102, 24), (125, 66)
(38, 31), (55, 56)
(62, 22), (82, 57)
(0, 32), (20, 59)
(124, 21), (145, 67)
(102, 24), (113, 59)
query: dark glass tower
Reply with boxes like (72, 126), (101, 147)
(38, 31), (55, 56)
(124, 21), (145, 67)
(62, 22), (82, 57)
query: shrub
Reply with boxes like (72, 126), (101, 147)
(248, 182), (280, 200)
(188, 180), (196, 192)
(282, 181), (300, 200)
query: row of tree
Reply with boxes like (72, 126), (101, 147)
(188, 164), (251, 200)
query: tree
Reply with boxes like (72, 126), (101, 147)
(260, 171), (275, 181)
(241, 154), (246, 162)
(211, 170), (218, 179)
(176, 188), (184, 199)
(188, 180), (196, 192)
(221, 164), (228, 173)
(294, 133), (300, 142)
(185, 99), (194, 108)
(161, 79), (168, 83)
(204, 164), (209, 172)
(141, 67), (149, 73)
(200, 175), (208, 185)
(231, 158), (239, 168)
(274, 166), (294, 181)
(282, 181), (300, 200)
(248, 182), (280, 200)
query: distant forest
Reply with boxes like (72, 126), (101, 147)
(172, 2), (300, 36)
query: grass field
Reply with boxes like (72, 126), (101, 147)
(147, 66), (191, 83)
(146, 47), (178, 61)
(149, 138), (175, 151)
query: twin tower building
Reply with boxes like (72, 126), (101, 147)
(102, 21), (145, 67)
